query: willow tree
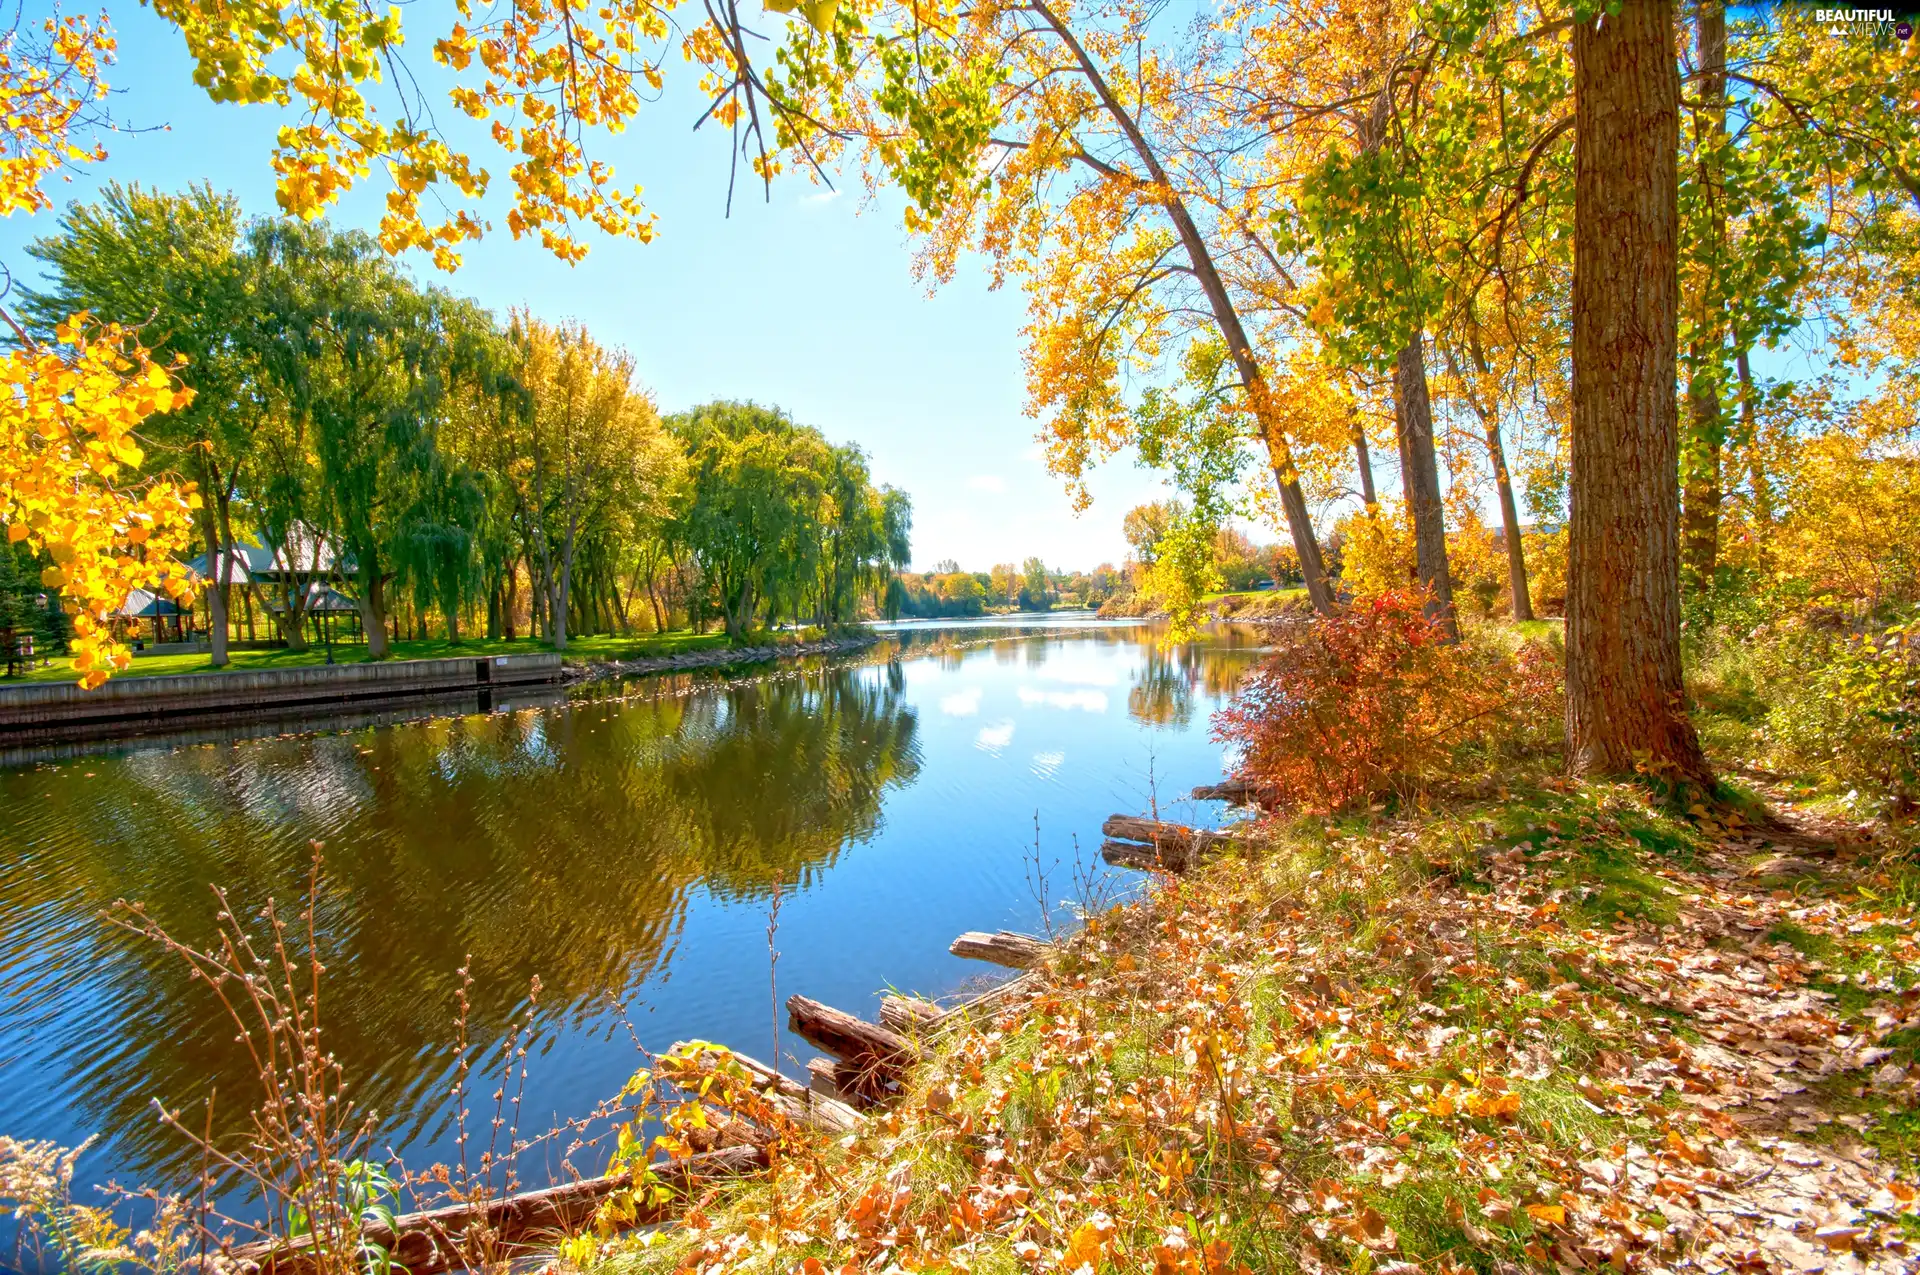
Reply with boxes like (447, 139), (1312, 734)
(24, 182), (258, 664)
(245, 221), (460, 657)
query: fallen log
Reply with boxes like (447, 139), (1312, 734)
(806, 1056), (845, 1099)
(804, 1055), (897, 1108)
(1190, 779), (1265, 805)
(230, 1144), (765, 1275)
(1101, 815), (1232, 855)
(1102, 838), (1200, 872)
(924, 971), (1040, 1037)
(668, 1043), (861, 1134)
(786, 995), (916, 1074)
(948, 930), (1049, 969)
(879, 994), (943, 1033)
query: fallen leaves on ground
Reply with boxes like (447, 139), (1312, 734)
(598, 782), (1920, 1275)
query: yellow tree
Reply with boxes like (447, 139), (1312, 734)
(509, 315), (671, 649)
(0, 13), (198, 685)
(769, 0), (1339, 613)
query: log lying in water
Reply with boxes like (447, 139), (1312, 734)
(1102, 838), (1201, 872)
(1190, 779), (1269, 806)
(230, 1144), (766, 1275)
(948, 930), (1049, 969)
(879, 994), (943, 1033)
(1100, 815), (1232, 873)
(786, 995), (916, 1073)
(672, 1043), (862, 1134)
(1102, 814), (1233, 853)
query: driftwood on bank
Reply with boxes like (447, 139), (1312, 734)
(1190, 779), (1269, 806)
(228, 1144), (766, 1275)
(948, 930), (1050, 969)
(879, 994), (943, 1033)
(1099, 815), (1232, 873)
(926, 971), (1041, 1035)
(230, 934), (1050, 1275)
(670, 1043), (862, 1134)
(786, 994), (917, 1072)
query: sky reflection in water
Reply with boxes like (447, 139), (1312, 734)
(0, 619), (1269, 1201)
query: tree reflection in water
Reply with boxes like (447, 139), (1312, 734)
(1126, 624), (1268, 728)
(0, 663), (920, 1183)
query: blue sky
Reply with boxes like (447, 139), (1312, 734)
(0, 3), (1182, 573)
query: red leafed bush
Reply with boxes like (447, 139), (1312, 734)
(1212, 591), (1561, 813)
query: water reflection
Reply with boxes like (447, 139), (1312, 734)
(1126, 626), (1267, 728)
(0, 666), (918, 1180)
(0, 620), (1263, 1200)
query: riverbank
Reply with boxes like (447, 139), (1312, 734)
(566, 632), (883, 682)
(1098, 586), (1311, 621)
(2, 631), (735, 685)
(583, 770), (1920, 1275)
(0, 632), (885, 746)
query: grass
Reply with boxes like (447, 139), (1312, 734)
(1199, 585), (1309, 604)
(4, 629), (737, 684)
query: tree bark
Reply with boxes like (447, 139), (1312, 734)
(1445, 348), (1535, 620)
(196, 458), (231, 667)
(1679, 0), (1728, 594)
(1392, 338), (1458, 637)
(504, 559), (520, 640)
(1567, 0), (1713, 786)
(785, 996), (916, 1074)
(1352, 410), (1378, 506)
(359, 561), (391, 659)
(1735, 349), (1773, 534)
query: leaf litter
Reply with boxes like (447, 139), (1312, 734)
(598, 780), (1920, 1275)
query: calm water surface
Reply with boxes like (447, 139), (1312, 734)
(0, 618), (1266, 1202)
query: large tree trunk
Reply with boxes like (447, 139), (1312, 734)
(1487, 417), (1535, 622)
(550, 516), (577, 651)
(1567, 0), (1713, 786)
(1679, 0), (1727, 594)
(504, 559), (519, 640)
(359, 561), (391, 660)
(1392, 338), (1458, 638)
(646, 550), (666, 634)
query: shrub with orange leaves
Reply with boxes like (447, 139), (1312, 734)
(1212, 591), (1561, 812)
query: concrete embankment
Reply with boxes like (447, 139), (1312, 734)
(0, 653), (563, 747)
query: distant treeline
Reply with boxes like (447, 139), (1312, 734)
(18, 184), (909, 659)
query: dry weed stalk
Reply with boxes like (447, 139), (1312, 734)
(103, 845), (391, 1275)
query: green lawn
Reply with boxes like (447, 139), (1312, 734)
(5, 630), (734, 685)
(1199, 586), (1310, 604)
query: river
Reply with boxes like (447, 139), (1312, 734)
(0, 616), (1267, 1209)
